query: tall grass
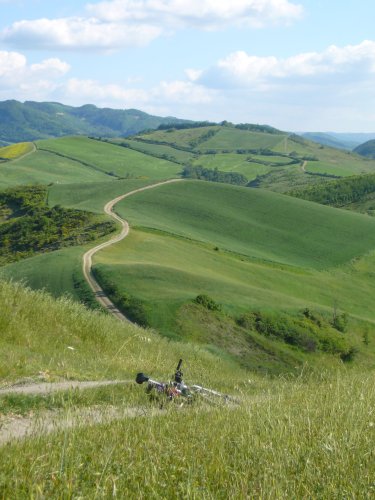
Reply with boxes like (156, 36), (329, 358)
(0, 280), (245, 388)
(1, 371), (374, 497)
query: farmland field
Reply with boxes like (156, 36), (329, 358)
(0, 149), (110, 189)
(37, 136), (181, 179)
(113, 180), (375, 270)
(0, 142), (34, 160)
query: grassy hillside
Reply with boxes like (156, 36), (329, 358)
(354, 139), (375, 159)
(2, 132), (375, 375)
(48, 179), (154, 213)
(114, 180), (375, 270)
(0, 149), (111, 190)
(1, 280), (374, 498)
(85, 180), (375, 372)
(37, 136), (181, 180)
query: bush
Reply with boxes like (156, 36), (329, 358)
(194, 294), (222, 312)
(237, 309), (354, 357)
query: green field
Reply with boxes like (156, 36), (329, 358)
(135, 126), (222, 149)
(37, 136), (181, 180)
(198, 127), (287, 152)
(48, 178), (154, 213)
(0, 149), (112, 189)
(0, 246), (84, 300)
(110, 138), (196, 164)
(113, 180), (375, 270)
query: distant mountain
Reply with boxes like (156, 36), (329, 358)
(301, 132), (375, 150)
(0, 100), (191, 143)
(354, 140), (375, 159)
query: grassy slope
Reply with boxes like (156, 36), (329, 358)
(110, 138), (195, 164)
(113, 180), (375, 270)
(0, 149), (111, 189)
(0, 281), (374, 497)
(37, 136), (181, 180)
(0, 136), (181, 300)
(192, 153), (272, 180)
(0, 246), (84, 300)
(0, 280), (241, 385)
(198, 127), (286, 151)
(48, 178), (154, 213)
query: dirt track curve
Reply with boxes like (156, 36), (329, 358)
(82, 178), (182, 320)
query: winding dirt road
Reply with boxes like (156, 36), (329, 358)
(82, 178), (182, 320)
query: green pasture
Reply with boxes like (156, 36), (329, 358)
(111, 138), (195, 164)
(37, 136), (181, 180)
(191, 153), (271, 180)
(135, 126), (221, 149)
(285, 137), (375, 174)
(305, 159), (374, 177)
(198, 127), (287, 152)
(114, 180), (375, 270)
(0, 246), (84, 300)
(93, 227), (375, 328)
(48, 178), (153, 213)
(0, 149), (111, 189)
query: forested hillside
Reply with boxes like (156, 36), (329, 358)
(0, 100), (190, 143)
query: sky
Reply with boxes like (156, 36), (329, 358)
(0, 0), (375, 132)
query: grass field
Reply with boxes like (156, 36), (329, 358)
(113, 180), (375, 270)
(135, 126), (222, 149)
(37, 136), (182, 179)
(0, 149), (111, 189)
(48, 178), (154, 213)
(110, 138), (196, 164)
(0, 281), (374, 498)
(198, 127), (287, 152)
(0, 246), (84, 300)
(191, 153), (272, 180)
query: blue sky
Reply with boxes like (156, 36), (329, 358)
(0, 0), (375, 131)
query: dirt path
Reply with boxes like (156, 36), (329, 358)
(301, 160), (307, 172)
(0, 379), (131, 396)
(0, 405), (159, 446)
(82, 178), (182, 320)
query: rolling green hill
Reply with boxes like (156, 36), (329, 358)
(354, 139), (375, 159)
(2, 125), (375, 497)
(114, 180), (375, 270)
(0, 100), (190, 143)
(2, 131), (375, 374)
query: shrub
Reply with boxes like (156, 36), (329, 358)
(194, 294), (222, 312)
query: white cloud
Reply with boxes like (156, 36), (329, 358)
(156, 80), (213, 103)
(0, 50), (26, 78)
(61, 77), (214, 110)
(1, 0), (303, 51)
(2, 17), (161, 50)
(87, 0), (303, 29)
(0, 50), (70, 101)
(30, 58), (71, 77)
(64, 78), (149, 104)
(196, 40), (375, 88)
